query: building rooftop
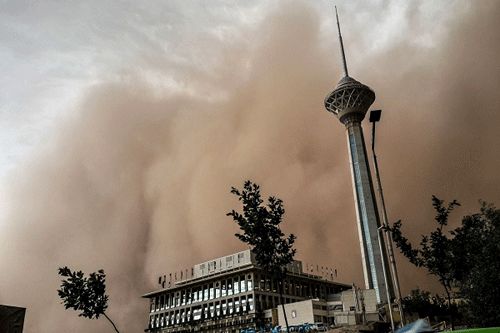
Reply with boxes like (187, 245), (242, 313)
(143, 249), (349, 298)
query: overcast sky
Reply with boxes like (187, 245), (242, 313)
(0, 0), (461, 178)
(1, 1), (499, 332)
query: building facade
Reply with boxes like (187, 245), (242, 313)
(144, 250), (350, 333)
(276, 289), (380, 327)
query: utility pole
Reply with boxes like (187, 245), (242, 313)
(369, 109), (405, 327)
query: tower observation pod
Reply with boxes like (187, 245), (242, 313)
(324, 7), (394, 304)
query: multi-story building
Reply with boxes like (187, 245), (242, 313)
(143, 250), (350, 333)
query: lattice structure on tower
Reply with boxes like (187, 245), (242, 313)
(324, 76), (375, 123)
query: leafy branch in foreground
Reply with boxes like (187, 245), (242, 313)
(57, 266), (120, 333)
(385, 195), (460, 329)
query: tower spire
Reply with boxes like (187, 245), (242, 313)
(335, 6), (349, 77)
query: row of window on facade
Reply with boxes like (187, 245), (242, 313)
(253, 275), (328, 298)
(151, 274), (254, 312)
(254, 293), (303, 312)
(151, 273), (337, 314)
(150, 295), (255, 329)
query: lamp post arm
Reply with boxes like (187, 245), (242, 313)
(370, 119), (405, 326)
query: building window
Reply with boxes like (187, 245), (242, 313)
(193, 307), (201, 321)
(222, 280), (227, 297)
(255, 275), (261, 291)
(241, 297), (247, 312)
(234, 278), (240, 294)
(216, 303), (221, 316)
(222, 301), (227, 316)
(235, 299), (240, 313)
(215, 282), (221, 298)
(248, 296), (254, 311)
(241, 275), (247, 292)
(209, 284), (214, 300)
(203, 286), (209, 301)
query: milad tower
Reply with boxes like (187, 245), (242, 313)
(324, 8), (394, 304)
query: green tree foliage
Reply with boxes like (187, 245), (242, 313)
(386, 196), (460, 328)
(388, 197), (500, 328)
(451, 202), (500, 327)
(227, 180), (296, 331)
(402, 288), (449, 322)
(57, 266), (120, 333)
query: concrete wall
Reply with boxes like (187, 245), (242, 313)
(337, 289), (377, 313)
(329, 289), (378, 325)
(277, 299), (315, 326)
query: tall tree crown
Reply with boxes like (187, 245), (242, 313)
(58, 266), (109, 319)
(227, 180), (296, 278)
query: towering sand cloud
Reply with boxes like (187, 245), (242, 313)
(1, 1), (499, 331)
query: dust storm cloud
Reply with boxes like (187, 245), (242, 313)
(1, 1), (500, 332)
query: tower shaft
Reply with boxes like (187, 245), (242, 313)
(345, 120), (393, 303)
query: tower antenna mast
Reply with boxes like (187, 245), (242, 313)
(335, 6), (349, 77)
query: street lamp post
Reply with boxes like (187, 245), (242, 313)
(369, 109), (405, 327)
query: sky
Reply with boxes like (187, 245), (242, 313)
(1, 1), (500, 332)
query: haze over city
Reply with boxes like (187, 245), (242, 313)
(1, 1), (499, 332)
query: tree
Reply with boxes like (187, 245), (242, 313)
(385, 196), (460, 329)
(227, 180), (296, 332)
(402, 288), (449, 322)
(389, 198), (500, 328)
(451, 202), (500, 327)
(57, 266), (120, 333)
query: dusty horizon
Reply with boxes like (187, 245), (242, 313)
(1, 1), (500, 332)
